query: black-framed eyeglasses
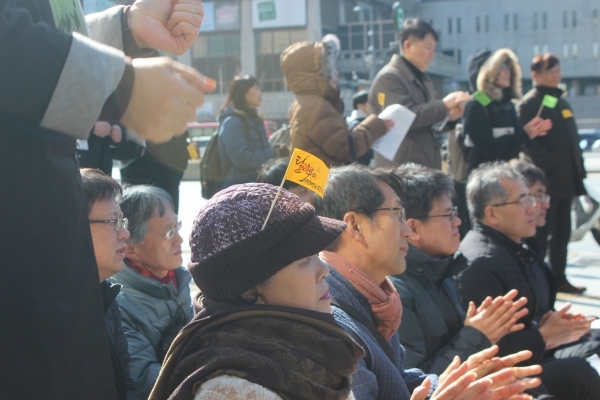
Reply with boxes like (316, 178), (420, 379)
(89, 217), (128, 232)
(414, 206), (458, 222)
(491, 195), (536, 208)
(351, 207), (406, 222)
(533, 193), (551, 204)
(165, 220), (182, 240)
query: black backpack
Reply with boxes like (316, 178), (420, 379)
(200, 115), (250, 199)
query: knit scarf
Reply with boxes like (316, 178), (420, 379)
(321, 251), (402, 341)
(150, 296), (364, 400)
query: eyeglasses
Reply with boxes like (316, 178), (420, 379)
(534, 193), (551, 203)
(414, 206), (458, 222)
(89, 217), (128, 232)
(491, 195), (537, 208)
(165, 220), (182, 240)
(351, 207), (407, 222)
(499, 63), (511, 71)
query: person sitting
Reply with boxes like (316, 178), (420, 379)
(81, 169), (136, 400)
(112, 185), (193, 399)
(316, 165), (541, 400)
(256, 157), (316, 205)
(371, 164), (527, 376)
(457, 161), (600, 400)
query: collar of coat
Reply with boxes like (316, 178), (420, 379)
(477, 48), (522, 102)
(391, 54), (432, 86)
(472, 223), (539, 268)
(404, 244), (453, 284)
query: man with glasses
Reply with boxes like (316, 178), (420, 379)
(112, 185), (193, 399)
(456, 162), (600, 400)
(81, 169), (136, 400)
(517, 53), (588, 294)
(372, 164), (527, 376)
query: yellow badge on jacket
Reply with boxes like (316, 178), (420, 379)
(378, 93), (385, 107)
(562, 109), (574, 119)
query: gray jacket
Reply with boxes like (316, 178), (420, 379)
(391, 246), (491, 375)
(111, 265), (193, 400)
(369, 55), (448, 169)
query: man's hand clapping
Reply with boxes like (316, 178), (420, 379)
(538, 302), (595, 350)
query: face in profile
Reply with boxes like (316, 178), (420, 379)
(529, 181), (550, 227)
(489, 178), (537, 242)
(252, 255), (332, 313)
(495, 62), (512, 88)
(404, 33), (436, 72)
(288, 185), (316, 205)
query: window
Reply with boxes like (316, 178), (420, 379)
(533, 45), (539, 56)
(457, 17), (461, 33)
(594, 10), (598, 26)
(542, 44), (548, 53)
(563, 43), (569, 59)
(448, 18), (452, 34)
(593, 42), (599, 59)
(563, 11), (568, 28)
(533, 13), (538, 30)
(572, 43), (578, 58)
(572, 11), (577, 27)
(485, 15), (489, 32)
(513, 14), (518, 30)
(255, 29), (306, 92)
(457, 49), (462, 64)
(504, 14), (509, 31)
(476, 16), (480, 32)
(542, 12), (547, 29)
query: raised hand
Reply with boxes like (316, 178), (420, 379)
(128, 0), (204, 55)
(93, 121), (112, 138)
(523, 117), (552, 139)
(443, 91), (473, 110)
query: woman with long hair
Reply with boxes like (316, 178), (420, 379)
(217, 75), (274, 189)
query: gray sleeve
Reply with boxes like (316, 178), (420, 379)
(39, 33), (126, 139)
(86, 6), (125, 51)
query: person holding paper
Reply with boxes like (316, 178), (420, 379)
(516, 54), (588, 294)
(369, 18), (471, 169)
(280, 34), (393, 167)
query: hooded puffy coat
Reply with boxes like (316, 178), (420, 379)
(280, 41), (387, 167)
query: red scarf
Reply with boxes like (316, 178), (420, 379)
(321, 251), (402, 341)
(125, 260), (178, 288)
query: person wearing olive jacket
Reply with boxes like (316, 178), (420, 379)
(516, 53), (588, 294)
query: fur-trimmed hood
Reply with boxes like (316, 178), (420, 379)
(476, 48), (522, 101)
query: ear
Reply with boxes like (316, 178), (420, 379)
(531, 71), (538, 81)
(406, 218), (421, 241)
(342, 211), (366, 243)
(124, 242), (139, 261)
(483, 205), (500, 227)
(402, 39), (412, 54)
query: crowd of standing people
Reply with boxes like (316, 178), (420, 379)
(1, 1), (596, 399)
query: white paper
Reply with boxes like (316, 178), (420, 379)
(372, 104), (416, 161)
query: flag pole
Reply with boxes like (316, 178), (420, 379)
(261, 177), (286, 231)
(536, 102), (545, 118)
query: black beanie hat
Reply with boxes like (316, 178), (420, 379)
(467, 50), (492, 92)
(188, 183), (346, 302)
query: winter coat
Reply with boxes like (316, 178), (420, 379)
(369, 55), (449, 169)
(517, 86), (587, 198)
(217, 106), (274, 188)
(463, 49), (530, 170)
(0, 3), (145, 398)
(326, 266), (436, 400)
(101, 280), (137, 400)
(280, 41), (387, 167)
(111, 265), (193, 400)
(391, 246), (492, 375)
(456, 223), (556, 363)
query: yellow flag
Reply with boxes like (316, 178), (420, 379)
(378, 92), (386, 107)
(284, 148), (330, 198)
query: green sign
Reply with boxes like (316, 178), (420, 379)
(542, 94), (558, 109)
(393, 2), (405, 33)
(473, 91), (492, 107)
(257, 1), (276, 22)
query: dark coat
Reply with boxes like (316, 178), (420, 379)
(391, 246), (491, 375)
(456, 224), (556, 363)
(517, 86), (587, 198)
(369, 55), (448, 169)
(101, 280), (137, 400)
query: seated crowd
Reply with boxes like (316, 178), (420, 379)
(80, 158), (599, 400)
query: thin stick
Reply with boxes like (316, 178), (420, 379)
(261, 177), (286, 231)
(535, 102), (544, 118)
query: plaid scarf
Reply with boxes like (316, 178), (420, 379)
(150, 296), (364, 400)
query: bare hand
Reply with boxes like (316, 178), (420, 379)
(383, 118), (394, 132)
(93, 121), (112, 138)
(120, 57), (216, 143)
(444, 91), (473, 110)
(128, 0), (204, 55)
(465, 290), (528, 344)
(110, 125), (122, 143)
(413, 360), (493, 400)
(448, 104), (465, 121)
(538, 303), (594, 349)
(523, 117), (552, 139)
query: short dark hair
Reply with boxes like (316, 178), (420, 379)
(531, 53), (560, 73)
(399, 18), (438, 46)
(509, 160), (548, 188)
(375, 164), (454, 219)
(352, 90), (369, 109)
(256, 157), (299, 190)
(80, 169), (122, 215)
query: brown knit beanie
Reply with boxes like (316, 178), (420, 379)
(189, 183), (346, 302)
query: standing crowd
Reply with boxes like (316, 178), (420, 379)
(1, 1), (596, 400)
